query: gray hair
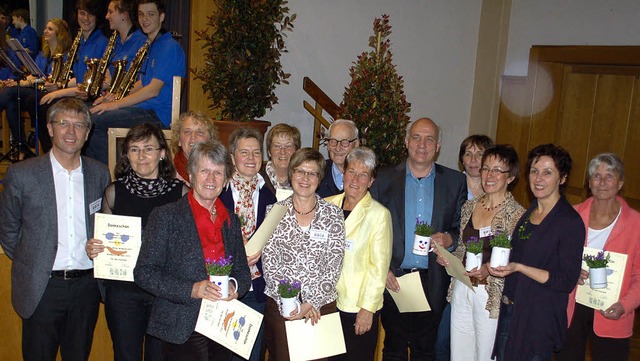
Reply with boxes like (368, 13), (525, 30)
(344, 146), (378, 178)
(47, 97), (92, 130)
(187, 141), (234, 183)
(228, 127), (263, 155)
(588, 153), (624, 180)
(329, 119), (359, 139)
(405, 117), (442, 144)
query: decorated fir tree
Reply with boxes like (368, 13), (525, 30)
(338, 14), (411, 166)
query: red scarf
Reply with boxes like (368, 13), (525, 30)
(174, 150), (189, 184)
(188, 191), (229, 263)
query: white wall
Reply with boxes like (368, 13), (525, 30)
(505, 0), (640, 76)
(264, 0), (482, 168)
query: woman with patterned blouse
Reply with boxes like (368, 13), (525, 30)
(440, 145), (525, 361)
(262, 148), (345, 361)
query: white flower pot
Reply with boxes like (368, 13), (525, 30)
(465, 252), (483, 271)
(490, 247), (511, 268)
(413, 235), (431, 256)
(589, 267), (607, 289)
(209, 274), (238, 298)
(280, 296), (301, 317)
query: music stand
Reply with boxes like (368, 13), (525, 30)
(4, 39), (45, 160)
(0, 47), (32, 162)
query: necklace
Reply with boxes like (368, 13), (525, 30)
(517, 214), (533, 240)
(209, 204), (217, 222)
(293, 199), (318, 215)
(480, 197), (505, 211)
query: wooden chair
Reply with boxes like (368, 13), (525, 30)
(107, 76), (182, 179)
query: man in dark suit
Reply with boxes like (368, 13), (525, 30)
(370, 117), (467, 361)
(0, 98), (111, 360)
(317, 119), (359, 198)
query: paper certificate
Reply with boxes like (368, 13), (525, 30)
(195, 299), (264, 359)
(245, 204), (287, 256)
(93, 213), (141, 282)
(285, 312), (346, 361)
(275, 188), (293, 202)
(387, 272), (431, 312)
(576, 247), (627, 310)
(432, 242), (474, 291)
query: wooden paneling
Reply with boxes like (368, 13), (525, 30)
(188, 0), (219, 118)
(497, 46), (640, 211)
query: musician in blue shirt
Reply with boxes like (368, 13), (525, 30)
(86, 0), (186, 165)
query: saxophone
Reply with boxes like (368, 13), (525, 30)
(36, 53), (64, 91)
(57, 29), (82, 89)
(112, 39), (150, 100)
(79, 31), (118, 99)
(107, 59), (128, 94)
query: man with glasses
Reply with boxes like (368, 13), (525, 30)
(370, 117), (467, 361)
(0, 98), (111, 360)
(318, 118), (360, 197)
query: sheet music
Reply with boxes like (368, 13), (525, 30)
(7, 39), (45, 78)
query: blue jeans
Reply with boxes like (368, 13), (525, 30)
(85, 106), (162, 164)
(231, 291), (266, 361)
(435, 302), (451, 361)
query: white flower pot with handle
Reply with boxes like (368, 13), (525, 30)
(413, 235), (431, 256)
(209, 275), (238, 298)
(280, 297), (301, 317)
(490, 247), (511, 268)
(589, 267), (607, 289)
(465, 252), (483, 271)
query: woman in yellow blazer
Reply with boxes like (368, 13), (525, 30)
(326, 146), (392, 361)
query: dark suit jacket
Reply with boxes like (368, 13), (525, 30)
(220, 182), (277, 302)
(134, 196), (251, 344)
(317, 159), (341, 198)
(0, 154), (110, 318)
(370, 161), (467, 313)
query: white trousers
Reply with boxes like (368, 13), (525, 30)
(450, 281), (498, 361)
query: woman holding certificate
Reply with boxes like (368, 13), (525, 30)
(135, 141), (251, 360)
(325, 147), (392, 361)
(489, 144), (585, 361)
(220, 127), (276, 361)
(557, 153), (640, 361)
(86, 123), (187, 361)
(262, 148), (345, 361)
(440, 145), (524, 361)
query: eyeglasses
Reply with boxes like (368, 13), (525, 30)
(346, 169), (371, 181)
(272, 144), (295, 152)
(292, 168), (321, 180)
(480, 167), (510, 175)
(128, 147), (161, 155)
(50, 120), (88, 131)
(327, 138), (357, 148)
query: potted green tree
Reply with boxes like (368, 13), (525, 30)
(338, 14), (411, 166)
(193, 0), (296, 143)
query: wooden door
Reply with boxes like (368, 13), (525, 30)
(497, 46), (640, 210)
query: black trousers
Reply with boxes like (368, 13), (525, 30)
(22, 274), (100, 361)
(104, 280), (163, 361)
(163, 332), (231, 361)
(380, 270), (441, 361)
(556, 303), (630, 361)
(331, 309), (380, 361)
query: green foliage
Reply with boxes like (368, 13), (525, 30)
(465, 236), (483, 255)
(338, 14), (411, 166)
(193, 0), (295, 121)
(489, 232), (512, 249)
(414, 219), (434, 237)
(584, 251), (610, 269)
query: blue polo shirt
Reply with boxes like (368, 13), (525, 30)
(17, 24), (38, 59)
(137, 30), (186, 127)
(110, 28), (147, 74)
(73, 29), (109, 84)
(401, 164), (435, 270)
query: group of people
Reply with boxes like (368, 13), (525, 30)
(2, 4), (637, 361)
(1, 94), (639, 361)
(0, 0), (184, 164)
